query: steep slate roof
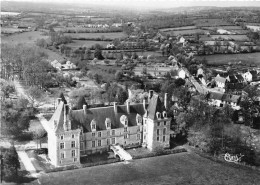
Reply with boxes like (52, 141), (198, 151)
(235, 74), (244, 82)
(222, 94), (241, 103)
(215, 75), (227, 84)
(147, 94), (166, 120)
(69, 103), (146, 132)
(227, 75), (238, 83)
(49, 101), (65, 133)
(209, 92), (224, 100)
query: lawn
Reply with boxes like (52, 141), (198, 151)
(35, 152), (260, 185)
(195, 53), (260, 65)
(64, 32), (126, 39)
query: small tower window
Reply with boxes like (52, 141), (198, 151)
(163, 111), (167, 118)
(156, 112), (161, 119)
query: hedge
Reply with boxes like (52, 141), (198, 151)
(132, 148), (187, 160)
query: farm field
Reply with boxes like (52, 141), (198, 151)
(164, 29), (205, 35)
(194, 18), (232, 26)
(32, 152), (260, 185)
(66, 40), (110, 48)
(195, 53), (260, 65)
(159, 26), (196, 32)
(64, 32), (126, 39)
(1, 31), (48, 45)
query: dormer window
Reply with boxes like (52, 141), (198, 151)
(163, 111), (167, 118)
(136, 114), (142, 125)
(156, 112), (161, 119)
(120, 115), (128, 127)
(105, 118), (111, 129)
(91, 119), (97, 132)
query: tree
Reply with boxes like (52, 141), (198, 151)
(0, 79), (15, 98)
(3, 145), (20, 179)
(76, 96), (88, 110)
(115, 71), (123, 81)
(32, 128), (46, 150)
(175, 78), (186, 87)
(26, 86), (44, 107)
(117, 88), (128, 104)
(59, 92), (67, 104)
(94, 48), (104, 60)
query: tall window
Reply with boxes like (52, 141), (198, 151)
(107, 131), (110, 137)
(157, 129), (160, 136)
(71, 141), (75, 148)
(98, 140), (101, 147)
(157, 136), (160, 141)
(112, 138), (115, 144)
(124, 134), (127, 139)
(163, 128), (166, 135)
(92, 141), (95, 148)
(72, 150), (75, 157)
(72, 134), (75, 138)
(92, 132), (95, 137)
(60, 143), (64, 149)
(60, 135), (64, 140)
(164, 121), (167, 126)
(107, 138), (110, 145)
(61, 152), (65, 159)
(157, 122), (160, 127)
(98, 132), (101, 137)
(80, 142), (84, 150)
(92, 124), (96, 130)
(112, 130), (115, 136)
(163, 136), (166, 142)
(124, 127), (127, 132)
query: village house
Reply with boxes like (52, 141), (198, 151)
(243, 71), (253, 82)
(206, 91), (241, 109)
(215, 75), (227, 89)
(47, 91), (172, 166)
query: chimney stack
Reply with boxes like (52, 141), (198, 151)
(83, 104), (87, 114)
(164, 93), (168, 109)
(126, 101), (130, 114)
(113, 102), (117, 114)
(143, 99), (146, 111)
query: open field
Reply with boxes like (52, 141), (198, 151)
(32, 152), (260, 185)
(159, 26), (197, 32)
(64, 32), (126, 39)
(1, 31), (48, 45)
(66, 40), (110, 48)
(194, 19), (232, 27)
(164, 29), (205, 35)
(195, 53), (260, 65)
(210, 34), (250, 42)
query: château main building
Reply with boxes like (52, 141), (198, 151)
(47, 91), (171, 166)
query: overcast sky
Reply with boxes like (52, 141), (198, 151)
(2, 0), (260, 9)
